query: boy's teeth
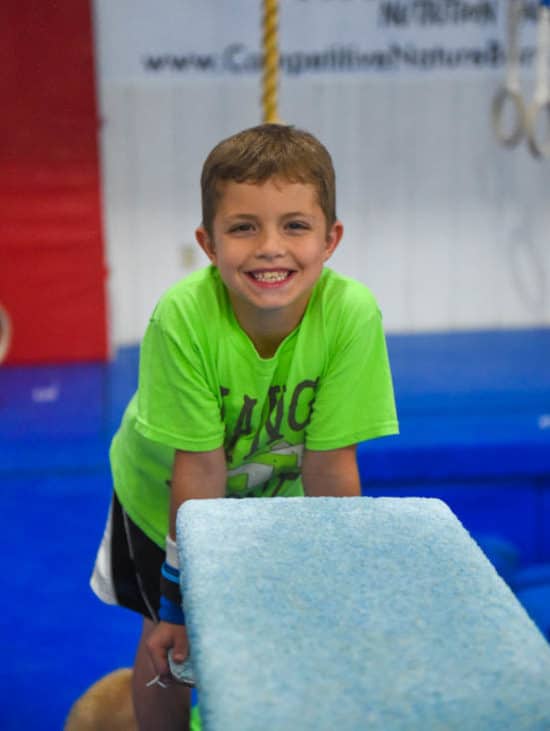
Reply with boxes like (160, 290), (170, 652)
(252, 271), (289, 282)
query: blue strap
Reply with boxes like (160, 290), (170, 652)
(159, 594), (186, 625)
(159, 560), (185, 624)
(161, 562), (180, 584)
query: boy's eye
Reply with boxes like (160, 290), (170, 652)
(228, 223), (254, 234)
(286, 221), (309, 231)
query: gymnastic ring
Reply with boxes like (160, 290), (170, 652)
(525, 98), (550, 159)
(491, 87), (526, 147)
(0, 303), (12, 364)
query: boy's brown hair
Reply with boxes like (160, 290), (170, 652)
(200, 124), (336, 237)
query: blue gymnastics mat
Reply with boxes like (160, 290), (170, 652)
(360, 328), (550, 482)
(359, 328), (550, 567)
(2, 328), (549, 484)
(176, 497), (550, 731)
(1, 327), (549, 729)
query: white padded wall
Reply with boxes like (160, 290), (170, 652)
(94, 3), (550, 346)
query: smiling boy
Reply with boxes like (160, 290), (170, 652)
(90, 123), (399, 730)
(196, 177), (342, 357)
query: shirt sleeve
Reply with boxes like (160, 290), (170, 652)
(305, 304), (399, 451)
(134, 315), (225, 451)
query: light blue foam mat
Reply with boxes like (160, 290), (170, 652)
(176, 497), (550, 731)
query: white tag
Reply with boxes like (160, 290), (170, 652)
(165, 534), (180, 569)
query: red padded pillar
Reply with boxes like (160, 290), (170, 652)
(0, 1), (108, 364)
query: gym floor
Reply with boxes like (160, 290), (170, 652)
(2, 330), (550, 730)
(1, 348), (139, 730)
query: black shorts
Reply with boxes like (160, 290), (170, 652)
(90, 492), (164, 622)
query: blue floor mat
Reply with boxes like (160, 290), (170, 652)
(0, 473), (141, 731)
(2, 329), (549, 728)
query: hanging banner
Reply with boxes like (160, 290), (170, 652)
(95, 0), (539, 80)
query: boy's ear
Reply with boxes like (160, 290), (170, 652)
(195, 226), (217, 264)
(323, 220), (344, 262)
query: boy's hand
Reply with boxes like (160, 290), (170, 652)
(146, 621), (189, 683)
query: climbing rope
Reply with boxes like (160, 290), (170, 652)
(261, 0), (280, 123)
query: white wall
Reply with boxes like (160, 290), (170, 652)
(94, 3), (550, 346)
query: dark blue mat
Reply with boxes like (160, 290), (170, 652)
(1, 328), (549, 729)
(361, 327), (550, 481)
(0, 473), (141, 731)
(0, 346), (137, 474)
(359, 328), (550, 565)
(2, 329), (549, 479)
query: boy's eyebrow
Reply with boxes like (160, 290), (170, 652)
(223, 213), (259, 221)
(224, 211), (315, 221)
(281, 211), (315, 219)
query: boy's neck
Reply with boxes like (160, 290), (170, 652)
(233, 303), (306, 359)
(248, 329), (288, 359)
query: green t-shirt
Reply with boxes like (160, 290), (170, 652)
(112, 266), (398, 545)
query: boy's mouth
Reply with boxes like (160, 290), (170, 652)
(247, 269), (295, 284)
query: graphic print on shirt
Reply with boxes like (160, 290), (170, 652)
(222, 379), (318, 497)
(226, 441), (304, 497)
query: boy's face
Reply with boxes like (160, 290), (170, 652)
(196, 177), (343, 332)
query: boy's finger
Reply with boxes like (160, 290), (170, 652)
(147, 638), (169, 677)
(169, 625), (188, 662)
(172, 638), (188, 663)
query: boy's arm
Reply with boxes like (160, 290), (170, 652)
(301, 445), (361, 497)
(169, 447), (227, 537)
(147, 447), (227, 681)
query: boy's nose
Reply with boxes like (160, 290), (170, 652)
(256, 230), (285, 257)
